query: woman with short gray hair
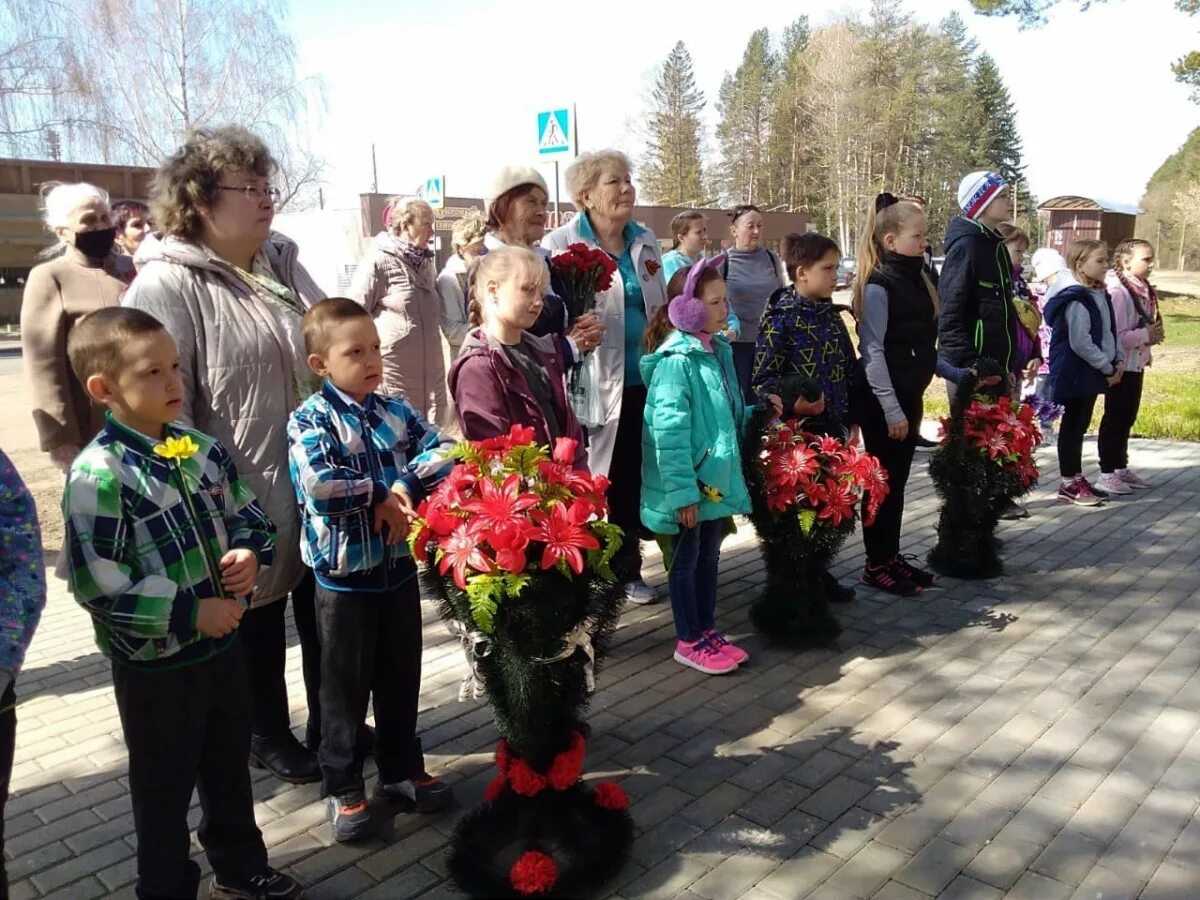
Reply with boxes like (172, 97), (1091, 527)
(350, 195), (451, 426)
(21, 182), (126, 471)
(543, 149), (667, 605)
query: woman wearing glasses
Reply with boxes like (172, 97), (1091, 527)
(124, 125), (326, 786)
(349, 195), (452, 428)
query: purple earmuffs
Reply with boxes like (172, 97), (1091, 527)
(668, 253), (727, 335)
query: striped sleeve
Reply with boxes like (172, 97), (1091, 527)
(394, 403), (456, 502)
(63, 459), (195, 643)
(288, 408), (385, 517)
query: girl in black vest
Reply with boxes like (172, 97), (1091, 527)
(853, 194), (939, 596)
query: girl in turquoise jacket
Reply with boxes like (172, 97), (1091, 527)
(640, 257), (781, 676)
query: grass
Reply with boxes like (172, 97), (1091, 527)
(919, 296), (1200, 442)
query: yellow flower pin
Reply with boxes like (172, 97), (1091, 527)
(700, 484), (724, 503)
(153, 435), (200, 461)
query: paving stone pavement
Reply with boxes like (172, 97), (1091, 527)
(7, 437), (1200, 900)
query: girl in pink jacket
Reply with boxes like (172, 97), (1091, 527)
(1097, 239), (1165, 494)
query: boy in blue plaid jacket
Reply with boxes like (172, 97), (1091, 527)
(287, 298), (456, 842)
(61, 308), (303, 900)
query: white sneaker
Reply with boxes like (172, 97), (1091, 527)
(624, 579), (658, 605)
(1118, 469), (1151, 490)
(1095, 473), (1132, 496)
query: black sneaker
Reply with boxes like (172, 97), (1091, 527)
(914, 435), (938, 452)
(820, 569), (856, 603)
(995, 497), (1030, 520)
(373, 775), (454, 814)
(894, 554), (936, 590)
(326, 794), (374, 843)
(861, 560), (921, 597)
(211, 868), (306, 899)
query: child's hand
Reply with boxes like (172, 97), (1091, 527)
(196, 596), (244, 638)
(677, 504), (698, 529)
(374, 493), (410, 545)
(888, 418), (909, 441)
(1023, 358), (1041, 381)
(763, 393), (784, 418)
(219, 548), (259, 597)
(848, 425), (861, 446)
(794, 393), (826, 416)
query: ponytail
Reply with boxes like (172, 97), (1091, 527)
(852, 193), (932, 320)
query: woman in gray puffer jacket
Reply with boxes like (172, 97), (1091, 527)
(124, 125), (325, 785)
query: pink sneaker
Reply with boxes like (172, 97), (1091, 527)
(674, 637), (738, 674)
(703, 629), (749, 665)
(1118, 469), (1151, 490)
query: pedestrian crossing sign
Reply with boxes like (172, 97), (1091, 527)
(537, 108), (573, 157)
(421, 176), (444, 209)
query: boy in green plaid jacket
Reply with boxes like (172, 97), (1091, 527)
(61, 308), (304, 900)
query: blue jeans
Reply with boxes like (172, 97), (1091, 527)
(668, 518), (725, 642)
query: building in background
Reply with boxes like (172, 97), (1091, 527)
(0, 158), (153, 324)
(1039, 196), (1140, 254)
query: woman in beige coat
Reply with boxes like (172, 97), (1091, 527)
(123, 125), (324, 785)
(350, 196), (451, 426)
(21, 183), (127, 472)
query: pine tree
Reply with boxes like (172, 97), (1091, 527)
(765, 17), (813, 212)
(640, 41), (706, 206)
(972, 52), (1037, 229)
(715, 28), (775, 205)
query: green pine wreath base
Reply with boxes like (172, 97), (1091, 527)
(447, 783), (634, 899)
(421, 561), (631, 896)
(926, 359), (1033, 581)
(743, 375), (847, 649)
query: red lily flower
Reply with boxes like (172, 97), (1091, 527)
(463, 472), (540, 531)
(533, 503), (600, 575)
(438, 521), (493, 589)
(818, 478), (857, 527)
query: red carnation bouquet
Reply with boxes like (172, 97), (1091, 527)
(549, 242), (618, 320)
(408, 426), (621, 632)
(938, 395), (1042, 490)
(757, 420), (889, 533)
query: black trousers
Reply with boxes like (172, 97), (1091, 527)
(112, 646), (267, 900)
(1098, 371), (1144, 473)
(0, 682), (14, 900)
(239, 571), (321, 740)
(731, 341), (757, 405)
(1057, 394), (1099, 478)
(609, 385), (646, 583)
(316, 575), (424, 799)
(861, 392), (922, 565)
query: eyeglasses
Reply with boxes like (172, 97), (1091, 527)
(217, 185), (281, 203)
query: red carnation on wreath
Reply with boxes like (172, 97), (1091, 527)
(546, 731), (586, 790)
(507, 757), (549, 796)
(592, 780), (629, 811)
(510, 850), (558, 895)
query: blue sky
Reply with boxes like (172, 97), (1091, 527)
(288, 0), (1198, 211)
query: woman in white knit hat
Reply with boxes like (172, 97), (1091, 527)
(480, 165), (604, 357)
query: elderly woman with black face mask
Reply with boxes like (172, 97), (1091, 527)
(21, 182), (127, 473)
